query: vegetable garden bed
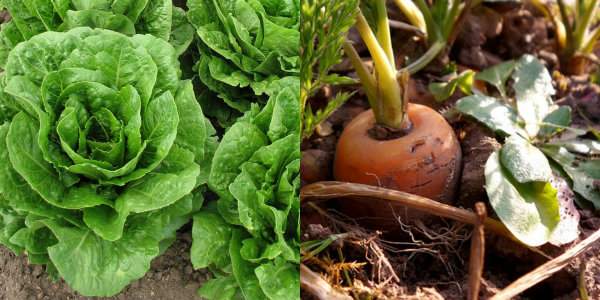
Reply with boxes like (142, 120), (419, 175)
(301, 0), (600, 299)
(0, 0), (300, 299)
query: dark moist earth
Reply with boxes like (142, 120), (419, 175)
(0, 231), (209, 300)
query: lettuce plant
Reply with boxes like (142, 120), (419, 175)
(187, 0), (300, 125)
(0, 0), (194, 66)
(191, 83), (300, 299)
(0, 28), (215, 296)
(456, 55), (597, 246)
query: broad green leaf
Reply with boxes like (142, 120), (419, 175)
(137, 0), (171, 41)
(229, 230), (267, 300)
(475, 60), (516, 97)
(0, 124), (78, 223)
(169, 7), (194, 55)
(42, 194), (193, 297)
(542, 145), (600, 209)
(538, 106), (574, 138)
(0, 203), (26, 254)
(199, 82), (300, 299)
(255, 259), (300, 300)
(512, 55), (554, 137)
(209, 122), (268, 200)
(191, 211), (233, 270)
(7, 113), (109, 209)
(456, 94), (526, 136)
(198, 276), (239, 300)
(485, 151), (560, 246)
(174, 80), (208, 162)
(548, 174), (580, 245)
(60, 9), (136, 35)
(500, 135), (552, 183)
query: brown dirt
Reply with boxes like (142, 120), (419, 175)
(0, 231), (209, 300)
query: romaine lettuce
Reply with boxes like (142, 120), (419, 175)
(0, 27), (216, 296)
(0, 0), (194, 66)
(191, 81), (300, 299)
(187, 0), (300, 125)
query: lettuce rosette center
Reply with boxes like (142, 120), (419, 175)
(0, 27), (214, 296)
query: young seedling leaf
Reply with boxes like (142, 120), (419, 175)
(538, 106), (573, 138)
(542, 145), (600, 209)
(485, 151), (560, 246)
(500, 135), (553, 183)
(429, 70), (475, 102)
(456, 94), (526, 136)
(475, 60), (516, 97)
(512, 55), (555, 137)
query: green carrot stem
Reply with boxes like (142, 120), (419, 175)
(392, 0), (427, 35)
(582, 26), (600, 54)
(375, 0), (395, 66)
(413, 0), (440, 43)
(572, 0), (599, 53)
(342, 40), (378, 110)
(403, 39), (446, 75)
(355, 11), (407, 129)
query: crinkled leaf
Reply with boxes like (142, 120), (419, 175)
(191, 210), (233, 270)
(255, 259), (300, 300)
(0, 28), (211, 297)
(198, 275), (239, 300)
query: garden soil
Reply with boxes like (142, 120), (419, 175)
(0, 231), (209, 300)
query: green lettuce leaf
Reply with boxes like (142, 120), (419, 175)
(0, 0), (194, 67)
(192, 82), (300, 299)
(187, 0), (300, 125)
(0, 28), (214, 296)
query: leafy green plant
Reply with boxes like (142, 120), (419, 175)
(187, 0), (300, 126)
(428, 69), (475, 102)
(456, 55), (597, 246)
(191, 84), (300, 299)
(0, 0), (194, 66)
(0, 28), (216, 296)
(531, 0), (600, 75)
(301, 0), (359, 138)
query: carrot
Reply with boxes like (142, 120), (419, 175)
(332, 1), (462, 221)
(334, 104), (461, 203)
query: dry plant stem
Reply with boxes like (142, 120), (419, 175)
(490, 228), (600, 300)
(467, 202), (486, 300)
(579, 261), (589, 300)
(301, 264), (353, 300)
(301, 181), (511, 237)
